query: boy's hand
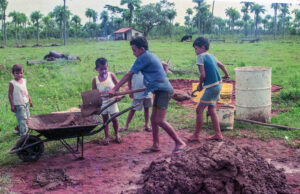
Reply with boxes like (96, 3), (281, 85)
(129, 93), (133, 99)
(115, 96), (122, 102)
(197, 84), (203, 92)
(222, 75), (230, 81)
(11, 106), (15, 113)
(108, 89), (116, 97)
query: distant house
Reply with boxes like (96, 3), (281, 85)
(113, 28), (143, 40)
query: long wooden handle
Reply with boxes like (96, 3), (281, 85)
(100, 88), (146, 97)
(115, 88), (146, 96)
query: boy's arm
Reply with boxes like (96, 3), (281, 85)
(217, 60), (230, 79)
(109, 72), (133, 96)
(110, 73), (120, 92)
(128, 77), (133, 98)
(92, 78), (97, 90)
(198, 65), (205, 91)
(162, 61), (169, 74)
(8, 83), (15, 112)
(28, 93), (33, 107)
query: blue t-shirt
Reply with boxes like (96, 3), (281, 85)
(130, 50), (173, 93)
(196, 53), (221, 88)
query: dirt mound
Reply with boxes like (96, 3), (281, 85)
(32, 168), (78, 191)
(137, 140), (292, 194)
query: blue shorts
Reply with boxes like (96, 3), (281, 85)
(200, 84), (222, 106)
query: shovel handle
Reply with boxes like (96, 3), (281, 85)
(115, 88), (146, 96)
(100, 88), (146, 97)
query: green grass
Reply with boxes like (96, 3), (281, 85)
(1, 38), (300, 167)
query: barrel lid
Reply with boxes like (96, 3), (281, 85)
(235, 66), (271, 72)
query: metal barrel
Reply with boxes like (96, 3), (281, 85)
(235, 66), (272, 123)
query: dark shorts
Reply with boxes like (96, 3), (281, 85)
(200, 84), (222, 106)
(153, 90), (173, 110)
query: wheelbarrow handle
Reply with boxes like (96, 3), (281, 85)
(88, 104), (137, 136)
(98, 96), (125, 115)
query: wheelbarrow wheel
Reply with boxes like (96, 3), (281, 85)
(16, 135), (44, 162)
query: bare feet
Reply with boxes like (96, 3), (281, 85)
(141, 147), (161, 153)
(144, 126), (152, 132)
(115, 136), (122, 144)
(102, 138), (110, 145)
(208, 134), (224, 141)
(186, 135), (200, 142)
(119, 127), (128, 132)
(173, 143), (187, 154)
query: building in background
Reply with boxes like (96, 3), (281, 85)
(114, 28), (143, 40)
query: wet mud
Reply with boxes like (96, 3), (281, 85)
(137, 140), (291, 194)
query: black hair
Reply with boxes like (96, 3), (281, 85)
(130, 36), (148, 50)
(12, 64), (24, 73)
(193, 37), (210, 50)
(95, 57), (108, 69)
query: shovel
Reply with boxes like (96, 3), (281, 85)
(80, 88), (146, 117)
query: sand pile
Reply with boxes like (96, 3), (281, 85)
(137, 140), (292, 194)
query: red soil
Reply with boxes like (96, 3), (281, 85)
(6, 130), (300, 194)
(4, 79), (295, 194)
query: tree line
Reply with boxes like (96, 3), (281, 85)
(1, 0), (300, 46)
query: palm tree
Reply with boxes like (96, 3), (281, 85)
(8, 11), (20, 45)
(105, 4), (124, 31)
(52, 5), (70, 40)
(0, 0), (8, 45)
(85, 8), (97, 38)
(42, 16), (51, 39)
(261, 15), (271, 33)
(241, 1), (254, 37)
(30, 11), (43, 45)
(225, 7), (240, 34)
(85, 8), (93, 22)
(279, 3), (290, 38)
(71, 15), (81, 38)
(193, 0), (204, 35)
(292, 9), (300, 31)
(100, 10), (109, 36)
(186, 8), (193, 34)
(271, 3), (280, 39)
(214, 17), (226, 35)
(165, 9), (176, 38)
(251, 3), (265, 38)
(120, 0), (141, 27)
(18, 13), (27, 44)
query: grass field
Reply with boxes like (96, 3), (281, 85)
(1, 38), (300, 166)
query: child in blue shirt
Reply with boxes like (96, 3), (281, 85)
(188, 37), (229, 141)
(109, 36), (186, 153)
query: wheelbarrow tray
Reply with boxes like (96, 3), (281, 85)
(27, 112), (102, 139)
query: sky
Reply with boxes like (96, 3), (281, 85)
(5, 0), (300, 25)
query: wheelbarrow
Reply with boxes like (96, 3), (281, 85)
(8, 96), (134, 162)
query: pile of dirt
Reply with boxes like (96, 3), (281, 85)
(137, 140), (292, 194)
(32, 168), (78, 191)
(27, 113), (101, 130)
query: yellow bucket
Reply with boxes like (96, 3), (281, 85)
(192, 83), (233, 104)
